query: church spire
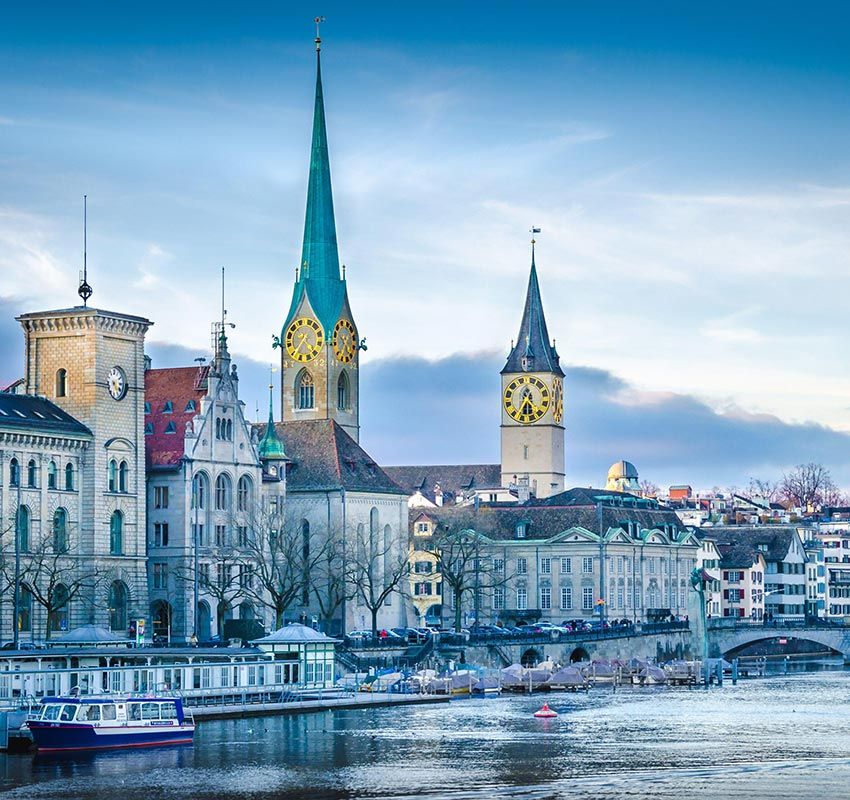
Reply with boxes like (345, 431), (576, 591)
(501, 238), (564, 377)
(258, 375), (287, 462)
(283, 26), (346, 337)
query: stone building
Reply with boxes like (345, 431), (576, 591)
(1, 305), (152, 641)
(144, 332), (282, 643)
(420, 487), (700, 628)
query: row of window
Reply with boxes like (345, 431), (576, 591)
(16, 579), (130, 633)
(295, 370), (350, 411)
(8, 458), (75, 491)
(191, 473), (254, 512)
(13, 506), (71, 553)
(144, 400), (196, 414)
(492, 585), (688, 611)
(498, 555), (694, 576)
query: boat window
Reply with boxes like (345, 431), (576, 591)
(43, 704), (62, 721)
(102, 704), (117, 720)
(141, 702), (160, 720)
(160, 702), (177, 719)
(80, 704), (101, 721)
(128, 703), (141, 721)
(60, 704), (77, 721)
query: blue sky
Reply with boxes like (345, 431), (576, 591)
(3, 2), (850, 489)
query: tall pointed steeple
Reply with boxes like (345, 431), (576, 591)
(259, 380), (287, 463)
(501, 242), (564, 377)
(284, 39), (346, 336)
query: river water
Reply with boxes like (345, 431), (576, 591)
(2, 666), (850, 799)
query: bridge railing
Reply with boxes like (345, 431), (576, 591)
(707, 617), (846, 631)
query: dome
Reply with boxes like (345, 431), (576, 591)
(607, 460), (638, 481)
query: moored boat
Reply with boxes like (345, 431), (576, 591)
(25, 695), (195, 752)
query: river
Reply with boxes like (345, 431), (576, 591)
(2, 665), (849, 799)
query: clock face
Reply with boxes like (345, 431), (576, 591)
(504, 375), (550, 424)
(552, 378), (564, 424)
(332, 319), (357, 363)
(284, 317), (324, 363)
(107, 366), (127, 401)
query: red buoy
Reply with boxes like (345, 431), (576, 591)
(534, 702), (558, 718)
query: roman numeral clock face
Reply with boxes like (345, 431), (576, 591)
(332, 319), (356, 363)
(285, 317), (324, 363)
(504, 375), (550, 424)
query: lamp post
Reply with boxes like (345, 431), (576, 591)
(13, 451), (22, 649)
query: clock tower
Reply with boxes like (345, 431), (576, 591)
(500, 242), (565, 499)
(278, 32), (360, 442)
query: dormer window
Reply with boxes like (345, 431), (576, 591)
(185, 400), (196, 412)
(144, 401), (151, 414)
(144, 422), (153, 435)
(163, 401), (173, 413)
(516, 521), (529, 539)
(164, 421), (177, 434)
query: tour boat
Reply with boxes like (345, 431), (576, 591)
(25, 695), (195, 752)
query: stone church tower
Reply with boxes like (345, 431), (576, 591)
(500, 242), (565, 498)
(279, 37), (360, 442)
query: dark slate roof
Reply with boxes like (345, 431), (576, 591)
(704, 526), (810, 563)
(144, 366), (208, 469)
(0, 393), (91, 438)
(424, 487), (688, 542)
(254, 419), (406, 495)
(501, 253), (564, 377)
(716, 543), (762, 570)
(383, 464), (501, 504)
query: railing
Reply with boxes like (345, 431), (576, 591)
(707, 617), (846, 631)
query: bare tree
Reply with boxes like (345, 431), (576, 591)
(239, 503), (328, 630)
(428, 526), (509, 632)
(175, 544), (244, 637)
(346, 523), (407, 637)
(747, 478), (781, 505)
(1, 519), (103, 641)
(312, 534), (347, 633)
(638, 479), (660, 498)
(781, 463), (838, 509)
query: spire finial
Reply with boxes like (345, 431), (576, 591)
(529, 226), (541, 263)
(314, 16), (325, 52)
(78, 195), (93, 306)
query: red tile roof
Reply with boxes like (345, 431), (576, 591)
(144, 366), (208, 469)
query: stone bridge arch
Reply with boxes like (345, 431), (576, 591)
(708, 626), (850, 661)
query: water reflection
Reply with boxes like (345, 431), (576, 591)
(3, 666), (850, 799)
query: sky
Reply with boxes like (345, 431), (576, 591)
(3, 2), (850, 490)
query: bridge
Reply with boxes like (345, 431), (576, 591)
(705, 619), (850, 661)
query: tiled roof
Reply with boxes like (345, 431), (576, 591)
(383, 464), (501, 504)
(0, 394), (91, 438)
(144, 366), (208, 469)
(704, 526), (811, 563)
(254, 419), (405, 495)
(717, 543), (761, 570)
(423, 487), (689, 542)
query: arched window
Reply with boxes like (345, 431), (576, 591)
(108, 459), (118, 493)
(369, 507), (380, 562)
(383, 524), (393, 591)
(65, 462), (74, 491)
(239, 601), (255, 621)
(50, 583), (70, 633)
(108, 580), (129, 632)
(215, 473), (231, 511)
(226, 419), (233, 440)
(53, 508), (68, 553)
(337, 371), (349, 410)
(237, 475), (252, 512)
(297, 370), (315, 410)
(192, 472), (208, 509)
(215, 418), (221, 440)
(18, 584), (33, 633)
(55, 368), (67, 397)
(9, 458), (19, 487)
(47, 460), (58, 490)
(16, 505), (30, 552)
(118, 460), (128, 493)
(27, 459), (37, 488)
(110, 510), (123, 555)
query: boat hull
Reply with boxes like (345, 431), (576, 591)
(28, 721), (195, 752)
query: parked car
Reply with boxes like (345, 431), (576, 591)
(390, 627), (429, 644)
(535, 622), (569, 635)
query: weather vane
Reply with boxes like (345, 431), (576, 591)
(78, 195), (93, 306)
(314, 16), (325, 51)
(529, 225), (541, 245)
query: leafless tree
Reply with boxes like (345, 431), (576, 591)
(346, 522), (407, 637)
(747, 478), (781, 505)
(638, 479), (660, 498)
(781, 463), (838, 510)
(238, 502), (329, 630)
(312, 534), (347, 632)
(1, 518), (103, 641)
(428, 524), (510, 632)
(175, 544), (244, 636)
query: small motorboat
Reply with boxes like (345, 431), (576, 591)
(533, 703), (558, 718)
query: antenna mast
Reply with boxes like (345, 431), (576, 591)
(78, 195), (93, 306)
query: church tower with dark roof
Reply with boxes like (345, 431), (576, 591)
(278, 32), (360, 442)
(500, 242), (565, 498)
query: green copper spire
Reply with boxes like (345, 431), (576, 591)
(283, 39), (346, 337)
(259, 381), (287, 461)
